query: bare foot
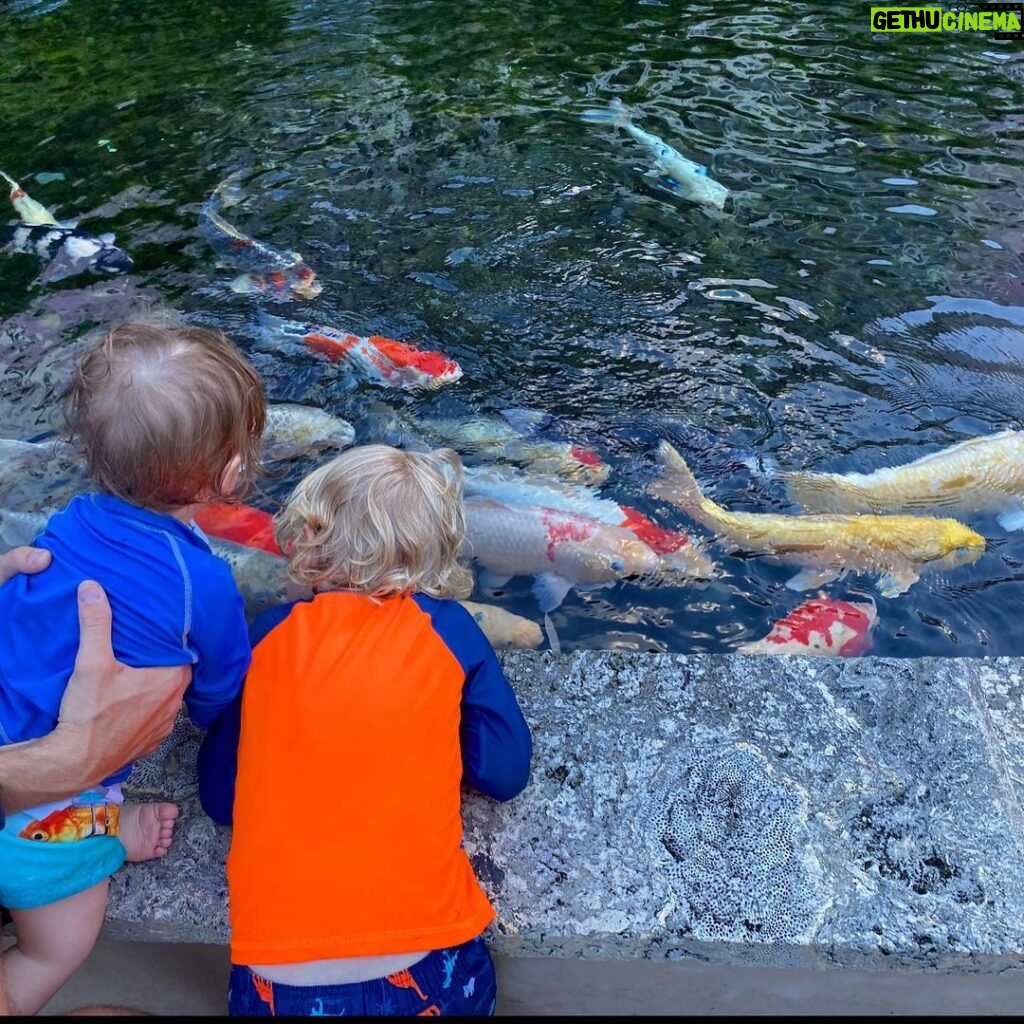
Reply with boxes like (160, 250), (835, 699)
(119, 802), (179, 863)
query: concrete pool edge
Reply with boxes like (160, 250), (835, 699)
(108, 651), (1024, 975)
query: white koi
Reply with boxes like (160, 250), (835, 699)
(580, 99), (729, 210)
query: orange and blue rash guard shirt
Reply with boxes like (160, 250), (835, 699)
(197, 591), (532, 965)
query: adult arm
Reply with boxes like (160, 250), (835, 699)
(0, 578), (190, 814)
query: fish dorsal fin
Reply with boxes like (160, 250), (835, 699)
(498, 408), (551, 435)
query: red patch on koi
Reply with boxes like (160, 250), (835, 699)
(764, 598), (874, 656)
(570, 445), (605, 469)
(304, 332), (359, 363)
(618, 506), (690, 554)
(193, 503), (282, 555)
(541, 509), (597, 562)
(368, 336), (460, 378)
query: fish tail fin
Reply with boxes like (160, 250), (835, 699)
(213, 169), (247, 209)
(254, 309), (294, 344)
(649, 441), (718, 518)
(580, 97), (630, 127)
(0, 169), (19, 190)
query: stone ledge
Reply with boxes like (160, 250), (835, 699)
(108, 652), (1024, 974)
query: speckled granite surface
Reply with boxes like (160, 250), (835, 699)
(108, 651), (1024, 974)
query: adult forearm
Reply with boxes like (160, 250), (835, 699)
(0, 724), (103, 813)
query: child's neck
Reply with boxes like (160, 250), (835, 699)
(167, 502), (202, 524)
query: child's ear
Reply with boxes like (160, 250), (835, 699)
(220, 454), (244, 495)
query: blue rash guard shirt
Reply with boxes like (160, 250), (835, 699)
(0, 493), (252, 786)
(197, 592), (532, 828)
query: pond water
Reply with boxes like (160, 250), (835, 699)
(1, 0), (1023, 657)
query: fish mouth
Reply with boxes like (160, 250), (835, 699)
(292, 280), (324, 300)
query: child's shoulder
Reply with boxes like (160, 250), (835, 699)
(410, 593), (489, 647)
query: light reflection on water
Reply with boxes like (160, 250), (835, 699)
(1, 0), (1023, 656)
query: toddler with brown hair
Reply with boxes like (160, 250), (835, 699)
(0, 321), (267, 1015)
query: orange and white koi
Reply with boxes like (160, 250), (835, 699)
(19, 802), (120, 841)
(259, 312), (463, 390)
(463, 464), (716, 583)
(737, 596), (878, 657)
(463, 495), (661, 612)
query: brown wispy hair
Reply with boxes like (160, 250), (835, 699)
(275, 444), (475, 600)
(63, 321), (267, 511)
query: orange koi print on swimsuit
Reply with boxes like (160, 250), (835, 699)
(386, 968), (429, 1001)
(19, 803), (120, 841)
(252, 974), (276, 1015)
(417, 1006), (442, 1016)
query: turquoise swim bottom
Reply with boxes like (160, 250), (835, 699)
(0, 794), (126, 911)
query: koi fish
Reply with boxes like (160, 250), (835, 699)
(463, 495), (661, 612)
(460, 600), (543, 649)
(263, 402), (356, 461)
(376, 407), (610, 486)
(2, 169), (133, 282)
(580, 100), (730, 210)
(463, 463), (716, 584)
(258, 312), (463, 391)
(737, 596), (878, 657)
(193, 502), (281, 555)
(198, 174), (322, 301)
(1, 169), (59, 225)
(20, 802), (120, 841)
(776, 429), (1024, 532)
(649, 441), (986, 598)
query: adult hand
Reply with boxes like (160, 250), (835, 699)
(0, 545), (51, 584)
(0, 580), (191, 813)
(54, 580), (192, 781)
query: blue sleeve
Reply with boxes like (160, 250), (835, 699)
(196, 601), (299, 826)
(182, 558), (252, 730)
(415, 597), (532, 801)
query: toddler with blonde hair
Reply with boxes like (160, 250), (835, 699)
(0, 321), (267, 1015)
(198, 444), (532, 1017)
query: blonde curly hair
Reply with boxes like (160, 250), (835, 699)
(275, 444), (475, 600)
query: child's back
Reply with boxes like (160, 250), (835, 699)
(198, 444), (532, 1017)
(0, 493), (248, 766)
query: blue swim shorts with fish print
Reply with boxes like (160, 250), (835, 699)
(228, 936), (497, 1017)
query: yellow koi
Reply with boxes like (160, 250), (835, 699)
(650, 441), (985, 598)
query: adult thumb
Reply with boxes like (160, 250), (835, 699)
(75, 580), (114, 672)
